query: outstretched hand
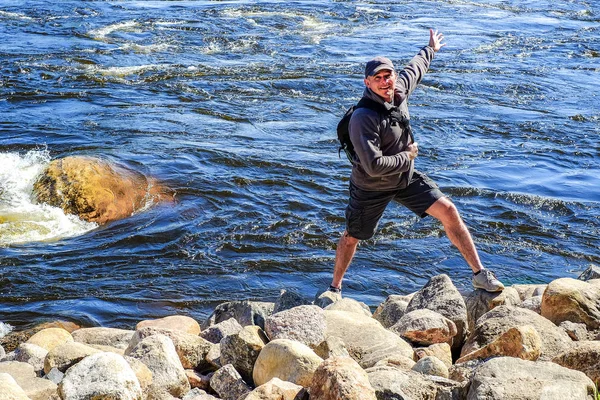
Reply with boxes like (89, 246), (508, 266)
(429, 29), (446, 52)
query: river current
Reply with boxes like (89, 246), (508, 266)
(1, 0), (599, 331)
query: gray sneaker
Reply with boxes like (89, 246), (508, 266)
(472, 269), (505, 292)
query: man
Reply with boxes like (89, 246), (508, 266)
(330, 29), (504, 294)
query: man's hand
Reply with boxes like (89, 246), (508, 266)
(429, 29), (446, 52)
(407, 143), (419, 160)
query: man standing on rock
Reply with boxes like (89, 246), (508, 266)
(330, 29), (504, 294)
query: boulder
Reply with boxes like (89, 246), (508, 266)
(578, 265), (600, 281)
(323, 310), (413, 368)
(205, 343), (221, 370)
(58, 352), (142, 400)
(125, 334), (190, 397)
(520, 295), (542, 314)
(244, 377), (305, 400)
(0, 361), (36, 387)
(314, 290), (342, 308)
(25, 328), (73, 352)
(366, 366), (438, 400)
(200, 318), (243, 344)
(412, 356), (449, 378)
(209, 364), (252, 400)
(273, 290), (312, 314)
(541, 278), (600, 330)
(220, 325), (268, 385)
(33, 156), (171, 224)
(467, 357), (596, 399)
(372, 294), (410, 328)
(414, 343), (452, 369)
(20, 378), (58, 400)
(511, 284), (546, 301)
(457, 325), (541, 363)
(560, 321), (590, 341)
(448, 358), (485, 383)
(0, 344), (5, 360)
(309, 356), (376, 400)
(253, 339), (323, 387)
(324, 298), (371, 317)
(136, 315), (201, 336)
(0, 372), (30, 400)
(124, 356), (153, 392)
(14, 343), (47, 375)
(185, 369), (210, 391)
(45, 368), (64, 385)
(406, 275), (468, 351)
(373, 354), (416, 371)
(183, 388), (219, 400)
(72, 327), (135, 350)
(552, 341), (600, 384)
(127, 327), (212, 370)
(390, 308), (457, 346)
(461, 305), (571, 361)
(202, 301), (274, 330)
(0, 321), (79, 353)
(0, 361), (58, 400)
(465, 287), (521, 332)
(44, 341), (101, 374)
(313, 336), (350, 360)
(264, 305), (326, 349)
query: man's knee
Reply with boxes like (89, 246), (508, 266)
(342, 231), (361, 246)
(429, 197), (461, 224)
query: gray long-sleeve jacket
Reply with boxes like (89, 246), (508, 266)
(349, 46), (435, 191)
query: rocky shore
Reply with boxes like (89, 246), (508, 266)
(1, 265), (599, 400)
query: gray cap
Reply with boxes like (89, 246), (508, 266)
(364, 56), (395, 78)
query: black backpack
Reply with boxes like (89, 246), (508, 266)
(337, 97), (414, 163)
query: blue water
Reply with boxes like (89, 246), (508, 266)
(1, 0), (599, 330)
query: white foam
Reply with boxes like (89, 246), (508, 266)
(0, 10), (35, 21)
(0, 322), (13, 338)
(0, 150), (97, 247)
(88, 21), (140, 39)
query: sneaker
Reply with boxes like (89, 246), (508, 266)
(472, 269), (505, 292)
(328, 285), (342, 294)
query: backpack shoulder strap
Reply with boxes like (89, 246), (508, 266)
(356, 97), (388, 115)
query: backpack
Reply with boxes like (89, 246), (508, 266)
(337, 97), (414, 163)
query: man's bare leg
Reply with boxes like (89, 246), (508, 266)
(331, 231), (360, 289)
(425, 197), (483, 273)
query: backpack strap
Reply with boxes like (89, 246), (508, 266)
(355, 98), (414, 143)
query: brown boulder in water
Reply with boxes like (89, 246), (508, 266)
(33, 156), (171, 224)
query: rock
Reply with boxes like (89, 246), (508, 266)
(323, 310), (413, 368)
(412, 356), (449, 378)
(520, 295), (542, 314)
(205, 343), (221, 370)
(43, 341), (101, 374)
(406, 274), (468, 352)
(72, 327), (135, 350)
(0, 362), (59, 400)
(512, 284), (547, 301)
(273, 290), (312, 314)
(264, 305), (326, 349)
(0, 321), (79, 353)
(127, 327), (212, 371)
(137, 315), (201, 336)
(372, 295), (410, 328)
(578, 264), (600, 281)
(541, 278), (600, 330)
(0, 361), (36, 387)
(373, 354), (416, 371)
(309, 356), (376, 400)
(202, 301), (274, 330)
(324, 298), (371, 317)
(467, 357), (596, 399)
(0, 344), (5, 360)
(448, 359), (485, 383)
(58, 352), (142, 400)
(14, 343), (48, 375)
(553, 341), (600, 384)
(209, 364), (251, 400)
(183, 388), (219, 400)
(124, 356), (153, 392)
(253, 339), (323, 387)
(390, 308), (457, 346)
(313, 336), (350, 360)
(85, 344), (125, 355)
(314, 290), (342, 308)
(560, 321), (590, 341)
(26, 328), (73, 352)
(44, 368), (64, 385)
(185, 370), (211, 391)
(414, 343), (452, 369)
(244, 377), (305, 400)
(461, 305), (571, 361)
(20, 377), (58, 400)
(33, 156), (170, 224)
(220, 325), (268, 385)
(366, 366), (438, 400)
(0, 372), (30, 400)
(200, 318), (243, 344)
(465, 287), (521, 332)
(125, 334), (190, 397)
(458, 325), (541, 363)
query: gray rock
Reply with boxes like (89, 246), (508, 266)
(366, 365), (437, 400)
(0, 360), (36, 387)
(313, 336), (349, 360)
(520, 295), (542, 314)
(406, 274), (468, 352)
(202, 301), (274, 330)
(324, 297), (371, 316)
(372, 295), (410, 328)
(578, 264), (600, 281)
(44, 367), (64, 385)
(200, 318), (243, 344)
(183, 388), (220, 400)
(467, 357), (596, 399)
(314, 290), (341, 308)
(411, 356), (449, 379)
(220, 325), (268, 385)
(14, 343), (48, 376)
(465, 286), (521, 333)
(511, 284), (547, 301)
(390, 308), (457, 346)
(205, 343), (221, 370)
(210, 364), (252, 400)
(273, 290), (312, 314)
(265, 305), (326, 349)
(44, 341), (101, 374)
(560, 321), (590, 341)
(71, 327), (135, 350)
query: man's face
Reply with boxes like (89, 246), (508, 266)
(364, 69), (396, 102)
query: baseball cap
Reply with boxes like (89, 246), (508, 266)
(364, 56), (395, 78)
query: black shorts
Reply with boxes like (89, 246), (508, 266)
(345, 170), (445, 240)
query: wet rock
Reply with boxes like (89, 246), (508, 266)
(372, 294), (410, 328)
(209, 364), (251, 400)
(578, 264), (600, 281)
(220, 325), (268, 385)
(43, 341), (101, 374)
(273, 290), (311, 314)
(72, 327), (135, 350)
(390, 308), (457, 346)
(33, 156), (171, 224)
(253, 338), (323, 387)
(412, 355), (449, 378)
(264, 305), (326, 349)
(552, 341), (600, 385)
(309, 356), (376, 400)
(457, 325), (541, 363)
(541, 278), (600, 330)
(324, 298), (371, 317)
(137, 315), (201, 336)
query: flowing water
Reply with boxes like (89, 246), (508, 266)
(1, 0), (599, 331)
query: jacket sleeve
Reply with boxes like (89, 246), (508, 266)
(349, 110), (412, 177)
(396, 46), (435, 97)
